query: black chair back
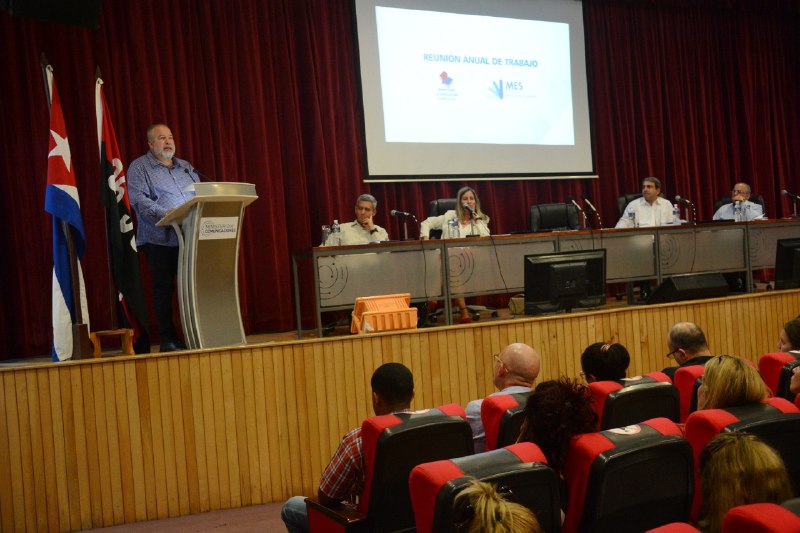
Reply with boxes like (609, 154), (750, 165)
(713, 194), (766, 214)
(617, 193), (643, 218)
(529, 203), (579, 232)
(599, 380), (681, 430)
(427, 198), (457, 239)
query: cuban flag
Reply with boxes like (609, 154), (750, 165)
(96, 76), (150, 353)
(44, 65), (90, 361)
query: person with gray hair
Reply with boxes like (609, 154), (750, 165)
(615, 176), (675, 228)
(713, 182), (764, 221)
(324, 193), (389, 246)
(661, 321), (715, 380)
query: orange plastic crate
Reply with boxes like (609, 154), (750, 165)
(351, 293), (418, 334)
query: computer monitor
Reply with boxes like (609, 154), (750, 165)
(775, 238), (800, 290)
(524, 249), (606, 314)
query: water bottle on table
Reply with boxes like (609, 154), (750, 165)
(446, 218), (459, 239)
(329, 219), (342, 246)
(672, 204), (680, 224)
(733, 201), (742, 222)
(627, 210), (637, 228)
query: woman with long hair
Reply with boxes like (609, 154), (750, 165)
(699, 433), (792, 533)
(697, 355), (769, 411)
(420, 186), (490, 323)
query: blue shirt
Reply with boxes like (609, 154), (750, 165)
(712, 200), (764, 221)
(127, 151), (199, 247)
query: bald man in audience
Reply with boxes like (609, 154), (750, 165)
(466, 343), (541, 453)
(661, 322), (715, 381)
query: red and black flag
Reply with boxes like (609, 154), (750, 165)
(96, 75), (150, 353)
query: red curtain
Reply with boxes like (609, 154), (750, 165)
(1, 0), (799, 358)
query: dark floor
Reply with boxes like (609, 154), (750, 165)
(84, 502), (285, 532)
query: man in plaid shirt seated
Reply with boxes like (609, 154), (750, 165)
(281, 363), (415, 532)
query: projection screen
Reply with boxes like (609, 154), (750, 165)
(353, 0), (595, 182)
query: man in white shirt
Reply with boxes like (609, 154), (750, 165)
(325, 194), (389, 246)
(465, 343), (541, 453)
(712, 182), (764, 221)
(615, 177), (674, 228)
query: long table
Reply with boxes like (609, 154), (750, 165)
(292, 219), (800, 337)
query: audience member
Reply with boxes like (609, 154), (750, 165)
(420, 186), (490, 323)
(778, 317), (800, 353)
(662, 322), (715, 381)
(281, 362), (414, 533)
(517, 378), (597, 473)
(580, 342), (630, 382)
(453, 478), (542, 533)
(698, 433), (792, 533)
(466, 343), (541, 452)
(697, 355), (769, 411)
(615, 177), (674, 228)
(323, 193), (388, 246)
(712, 182), (764, 221)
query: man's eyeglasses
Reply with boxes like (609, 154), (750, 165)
(732, 189), (749, 196)
(666, 347), (681, 359)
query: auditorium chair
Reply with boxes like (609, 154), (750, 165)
(409, 442), (561, 533)
(305, 404), (474, 532)
(562, 417), (694, 533)
(684, 397), (800, 520)
(426, 198), (457, 239)
(616, 192), (644, 218)
(722, 499), (800, 533)
(759, 352), (800, 401)
(588, 372), (680, 430)
(673, 365), (706, 422)
(645, 524), (700, 533)
(529, 203), (580, 232)
(712, 193), (766, 215)
(480, 391), (532, 451)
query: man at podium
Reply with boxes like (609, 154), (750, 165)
(128, 123), (199, 352)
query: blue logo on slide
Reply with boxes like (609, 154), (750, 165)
(490, 80), (503, 99)
(440, 71), (453, 85)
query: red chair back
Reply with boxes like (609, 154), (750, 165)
(409, 442), (560, 533)
(562, 417), (693, 533)
(673, 365), (706, 422)
(481, 391), (531, 451)
(759, 352), (800, 401)
(684, 398), (800, 520)
(722, 501), (800, 533)
(588, 372), (679, 430)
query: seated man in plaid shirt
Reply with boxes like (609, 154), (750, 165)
(281, 362), (415, 532)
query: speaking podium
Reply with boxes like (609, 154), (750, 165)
(158, 182), (257, 350)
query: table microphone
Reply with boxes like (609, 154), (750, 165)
(581, 194), (603, 229)
(390, 209), (414, 218)
(782, 189), (800, 200)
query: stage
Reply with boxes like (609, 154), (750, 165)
(1, 289), (798, 532)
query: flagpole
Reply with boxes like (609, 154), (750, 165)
(41, 55), (92, 360)
(96, 69), (121, 331)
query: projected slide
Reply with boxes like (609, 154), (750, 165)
(376, 7), (573, 145)
(354, 0), (594, 179)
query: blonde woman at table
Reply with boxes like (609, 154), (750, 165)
(420, 186), (490, 323)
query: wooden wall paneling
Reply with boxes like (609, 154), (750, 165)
(178, 356), (201, 514)
(220, 351), (242, 509)
(68, 365), (91, 529)
(151, 357), (180, 517)
(100, 364), (123, 525)
(0, 373), (16, 532)
(112, 363), (134, 523)
(123, 361), (147, 522)
(167, 356), (190, 515)
(278, 344), (302, 497)
(228, 350), (249, 507)
(88, 364), (112, 526)
(16, 370), (36, 532)
(198, 353), (220, 511)
(23, 370), (46, 532)
(4, 371), (26, 532)
(35, 369), (59, 532)
(238, 350), (260, 505)
(134, 360), (156, 519)
(264, 348), (285, 501)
